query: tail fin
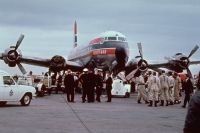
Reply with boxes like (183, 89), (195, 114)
(74, 20), (78, 48)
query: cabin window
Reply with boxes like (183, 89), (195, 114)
(108, 37), (117, 40)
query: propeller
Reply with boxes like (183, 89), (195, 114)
(137, 42), (148, 71)
(185, 45), (199, 78)
(188, 45), (199, 58)
(16, 34), (26, 74)
(2, 34), (27, 75)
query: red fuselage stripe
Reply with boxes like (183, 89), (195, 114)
(92, 48), (116, 56)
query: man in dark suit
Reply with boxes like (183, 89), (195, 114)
(64, 69), (75, 102)
(95, 69), (103, 102)
(106, 72), (113, 102)
(182, 74), (194, 108)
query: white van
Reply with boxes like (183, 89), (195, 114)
(0, 70), (36, 106)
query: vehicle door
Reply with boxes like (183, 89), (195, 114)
(2, 76), (19, 101)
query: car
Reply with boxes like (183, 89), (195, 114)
(111, 78), (131, 98)
(0, 70), (36, 106)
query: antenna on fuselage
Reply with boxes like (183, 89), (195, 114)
(74, 20), (78, 48)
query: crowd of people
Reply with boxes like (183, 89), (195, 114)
(135, 70), (194, 108)
(51, 68), (113, 103)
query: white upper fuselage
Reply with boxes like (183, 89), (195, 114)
(68, 31), (129, 70)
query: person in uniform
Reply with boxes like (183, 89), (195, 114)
(95, 69), (103, 102)
(159, 70), (169, 106)
(106, 72), (113, 102)
(168, 71), (175, 105)
(87, 69), (96, 102)
(147, 71), (160, 107)
(79, 68), (89, 103)
(64, 69), (75, 102)
(136, 73), (148, 104)
(173, 72), (182, 104)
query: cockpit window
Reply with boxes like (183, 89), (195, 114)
(108, 37), (117, 40)
(118, 37), (126, 41)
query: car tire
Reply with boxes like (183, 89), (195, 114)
(21, 94), (32, 106)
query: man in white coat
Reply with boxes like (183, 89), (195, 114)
(136, 73), (148, 104)
(147, 71), (160, 107)
(159, 70), (169, 106)
(168, 71), (175, 105)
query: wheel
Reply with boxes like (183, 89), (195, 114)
(0, 101), (7, 106)
(21, 94), (32, 106)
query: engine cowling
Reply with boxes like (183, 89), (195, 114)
(179, 56), (190, 69)
(49, 55), (66, 72)
(137, 59), (148, 72)
(2, 47), (22, 67)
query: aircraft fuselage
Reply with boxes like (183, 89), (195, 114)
(68, 31), (129, 71)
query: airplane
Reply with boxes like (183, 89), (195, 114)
(0, 21), (200, 80)
(0, 21), (129, 76)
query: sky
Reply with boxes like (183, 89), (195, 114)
(0, 0), (200, 75)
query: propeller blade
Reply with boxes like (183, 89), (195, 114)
(15, 34), (24, 50)
(137, 42), (143, 59)
(17, 63), (27, 75)
(0, 53), (3, 59)
(186, 68), (193, 79)
(188, 45), (199, 58)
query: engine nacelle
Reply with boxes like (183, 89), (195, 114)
(3, 47), (22, 67)
(49, 55), (66, 72)
(173, 53), (190, 69)
(137, 59), (148, 72)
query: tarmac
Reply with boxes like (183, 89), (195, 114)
(0, 93), (187, 133)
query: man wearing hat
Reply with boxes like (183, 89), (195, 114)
(79, 68), (89, 103)
(64, 69), (75, 102)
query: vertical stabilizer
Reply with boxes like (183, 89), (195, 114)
(74, 21), (78, 48)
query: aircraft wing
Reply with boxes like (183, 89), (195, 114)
(20, 56), (51, 67)
(21, 56), (83, 71)
(1, 53), (84, 73)
(148, 62), (170, 70)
